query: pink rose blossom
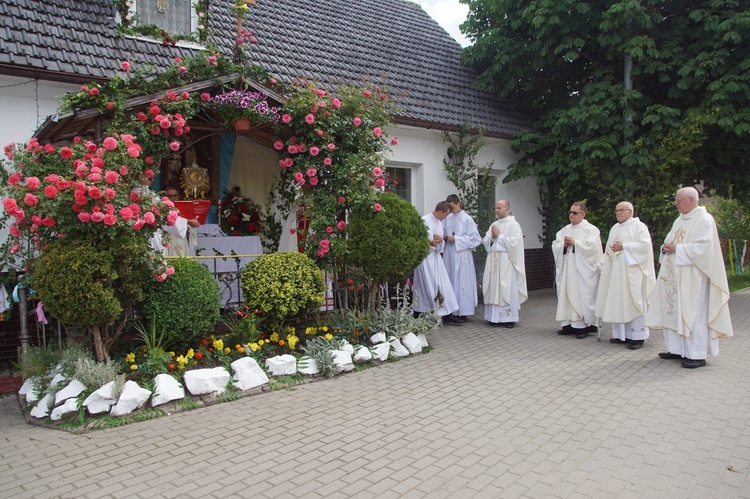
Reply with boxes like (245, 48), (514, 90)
(327, 143), (336, 150)
(294, 172), (304, 183)
(145, 156), (155, 165)
(332, 98), (341, 108)
(375, 178), (385, 188)
(372, 167), (383, 177)
(8, 172), (21, 186)
(317, 249), (326, 258)
(103, 214), (117, 226)
(323, 157), (332, 166)
(10, 245), (19, 254)
(373, 127), (382, 137)
(167, 211), (178, 225)
(132, 219), (145, 230)
(282, 114), (292, 124)
(305, 114), (315, 125)
(91, 212), (105, 223)
(103, 137), (118, 150)
(337, 220), (347, 231)
(283, 158), (294, 168)
(391, 137), (399, 145)
(316, 100), (326, 108)
(2, 198), (18, 213)
(104, 171), (120, 183)
(9, 224), (21, 236)
(306, 168), (317, 177)
(273, 140), (284, 150)
(200, 92), (211, 102)
(320, 239), (330, 249)
(309, 146), (320, 157)
(121, 61), (131, 71)
(104, 188), (116, 199)
(26, 176), (41, 190)
(179, 66), (187, 73)
(41, 217), (55, 227)
(59, 147), (73, 159)
(374, 203), (382, 212)
(317, 130), (324, 136)
(119, 207), (134, 221)
(316, 89), (326, 97)
(287, 145), (298, 154)
(353, 117), (362, 127)
(143, 212), (156, 224)
(119, 165), (129, 175)
(165, 266), (175, 276)
(174, 57), (182, 63)
(326, 226), (334, 234)
(44, 185), (58, 198)
(169, 141), (180, 152)
(309, 177), (319, 186)
(156, 273), (167, 282)
(88, 173), (102, 182)
(207, 55), (217, 66)
(23, 193), (39, 206)
(88, 187), (102, 199)
(338, 196), (346, 203)
(363, 90), (372, 98)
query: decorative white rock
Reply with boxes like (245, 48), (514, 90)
(297, 355), (319, 375)
(401, 332), (423, 354)
(151, 374), (185, 407)
(417, 333), (429, 348)
(110, 381), (152, 417)
(353, 345), (372, 363)
(55, 379), (87, 405)
(83, 381), (118, 415)
(184, 367), (231, 395)
(30, 393), (53, 419)
(388, 336), (410, 357)
(371, 342), (390, 361)
(332, 350), (354, 373)
(339, 341), (355, 355)
(50, 398), (80, 421)
(19, 378), (39, 403)
(49, 373), (67, 389)
(265, 355), (297, 376)
(231, 358), (268, 391)
(370, 332), (387, 344)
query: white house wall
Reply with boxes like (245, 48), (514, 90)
(386, 125), (544, 250)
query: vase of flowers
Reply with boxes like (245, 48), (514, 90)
(210, 90), (279, 132)
(219, 186), (263, 236)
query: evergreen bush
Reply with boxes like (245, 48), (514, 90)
(241, 252), (325, 331)
(140, 258), (221, 349)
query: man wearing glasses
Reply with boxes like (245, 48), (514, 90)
(552, 202), (603, 339)
(646, 187), (733, 368)
(595, 202), (656, 350)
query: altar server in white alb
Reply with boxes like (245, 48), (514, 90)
(482, 199), (527, 328)
(646, 187), (733, 369)
(442, 194), (482, 323)
(595, 201), (656, 350)
(552, 202), (603, 339)
(412, 201), (459, 319)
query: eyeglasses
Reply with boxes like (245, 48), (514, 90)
(675, 197), (688, 204)
(615, 208), (631, 213)
(569, 211), (582, 215)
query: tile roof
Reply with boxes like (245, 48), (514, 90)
(0, 0), (533, 137)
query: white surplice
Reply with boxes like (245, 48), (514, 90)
(482, 215), (527, 323)
(151, 217), (197, 257)
(595, 217), (656, 341)
(646, 206), (733, 359)
(443, 210), (481, 316)
(552, 219), (603, 328)
(412, 213), (459, 316)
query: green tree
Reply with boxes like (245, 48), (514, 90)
(460, 0), (750, 241)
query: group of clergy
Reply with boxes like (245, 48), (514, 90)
(414, 186), (734, 369)
(412, 195), (527, 329)
(552, 186), (733, 368)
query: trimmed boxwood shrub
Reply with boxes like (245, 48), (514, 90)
(140, 258), (221, 349)
(241, 252), (325, 331)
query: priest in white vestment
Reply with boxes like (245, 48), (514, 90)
(552, 202), (603, 339)
(161, 186), (199, 257)
(412, 201), (459, 319)
(442, 194), (482, 323)
(646, 187), (733, 368)
(595, 201), (656, 350)
(482, 199), (527, 328)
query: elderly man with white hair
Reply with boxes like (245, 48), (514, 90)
(646, 187), (733, 368)
(595, 201), (656, 350)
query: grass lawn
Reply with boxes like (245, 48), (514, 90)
(728, 268), (750, 293)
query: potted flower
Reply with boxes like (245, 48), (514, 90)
(210, 89), (279, 132)
(219, 186), (263, 236)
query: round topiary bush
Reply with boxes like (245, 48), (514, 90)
(349, 192), (429, 280)
(140, 258), (221, 349)
(241, 252), (325, 331)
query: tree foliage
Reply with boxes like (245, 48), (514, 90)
(461, 0), (750, 241)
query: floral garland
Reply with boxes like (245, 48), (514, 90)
(219, 186), (262, 236)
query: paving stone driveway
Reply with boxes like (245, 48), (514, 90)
(1, 288), (749, 498)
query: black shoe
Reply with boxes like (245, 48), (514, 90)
(682, 359), (706, 369)
(557, 325), (574, 335)
(487, 321), (503, 327)
(583, 325), (598, 333)
(456, 315), (468, 323)
(442, 315), (463, 325)
(610, 338), (630, 344)
(501, 322), (515, 328)
(627, 340), (644, 350)
(658, 352), (683, 360)
(575, 331), (589, 339)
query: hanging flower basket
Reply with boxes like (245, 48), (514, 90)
(233, 117), (252, 132)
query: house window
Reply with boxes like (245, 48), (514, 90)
(127, 0), (196, 37)
(478, 174), (498, 212)
(385, 166), (412, 202)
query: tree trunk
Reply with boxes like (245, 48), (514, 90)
(90, 324), (107, 362)
(368, 279), (381, 313)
